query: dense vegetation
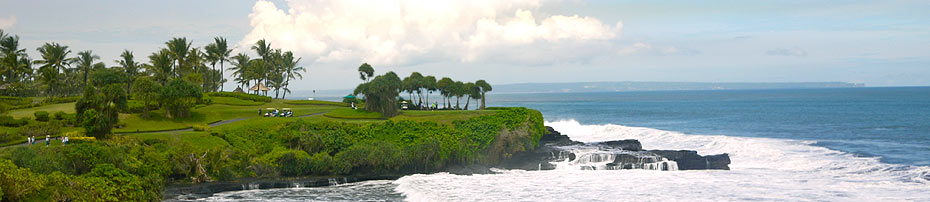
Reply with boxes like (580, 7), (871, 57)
(0, 107), (544, 201)
(353, 64), (493, 117)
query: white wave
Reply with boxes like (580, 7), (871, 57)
(393, 120), (930, 201)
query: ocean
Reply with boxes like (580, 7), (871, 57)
(197, 87), (930, 201)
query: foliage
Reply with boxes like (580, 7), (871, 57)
(33, 110), (49, 122)
(133, 76), (162, 117)
(77, 83), (128, 139)
(192, 124), (210, 131)
(53, 111), (66, 120)
(0, 159), (43, 201)
(18, 122), (60, 138)
(0, 115), (28, 127)
(160, 79), (203, 118)
(81, 163), (148, 201)
(207, 96), (264, 106)
(354, 71), (402, 117)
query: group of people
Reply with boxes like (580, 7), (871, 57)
(27, 135), (69, 147)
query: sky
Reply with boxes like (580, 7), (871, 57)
(1, 0), (928, 91)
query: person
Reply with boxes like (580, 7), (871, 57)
(259, 108), (263, 116)
(45, 135), (49, 147)
(27, 136), (31, 145)
(63, 136), (68, 146)
(351, 102), (356, 109)
(31, 136), (35, 145)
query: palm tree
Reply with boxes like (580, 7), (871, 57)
(280, 51), (304, 100)
(228, 53), (252, 91)
(0, 32), (30, 84)
(33, 43), (72, 97)
(463, 82), (476, 110)
(72, 50), (105, 89)
(165, 37), (191, 78)
(116, 50), (142, 95)
(423, 76), (436, 109)
(251, 39), (272, 95)
(147, 49), (173, 85)
(206, 37), (232, 92)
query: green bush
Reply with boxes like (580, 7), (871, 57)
(18, 122), (60, 138)
(209, 96), (264, 106)
(46, 96), (81, 104)
(0, 116), (29, 127)
(0, 132), (20, 144)
(205, 92), (271, 103)
(53, 111), (67, 120)
(0, 159), (44, 201)
(34, 111), (50, 122)
(192, 124), (210, 132)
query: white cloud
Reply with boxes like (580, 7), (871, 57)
(0, 16), (16, 29)
(240, 0), (622, 66)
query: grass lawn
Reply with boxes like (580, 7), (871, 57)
(324, 108), (383, 119)
(8, 102), (76, 118)
(390, 110), (499, 124)
(115, 99), (344, 133)
(284, 100), (349, 107)
(210, 96), (265, 106)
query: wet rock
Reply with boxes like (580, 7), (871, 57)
(648, 150), (730, 170)
(594, 139), (643, 151)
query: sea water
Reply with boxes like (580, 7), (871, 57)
(197, 87), (930, 201)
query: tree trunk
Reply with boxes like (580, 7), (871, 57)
(480, 92), (486, 110)
(464, 96), (471, 110)
(220, 61), (225, 91)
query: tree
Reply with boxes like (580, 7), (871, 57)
(423, 76), (437, 109)
(165, 37), (192, 78)
(437, 77), (454, 109)
(116, 50), (142, 95)
(146, 49), (173, 85)
(132, 77), (161, 118)
(357, 63), (374, 82)
(452, 81), (465, 109)
(72, 50), (106, 89)
(402, 72), (424, 108)
(160, 79), (202, 118)
(475, 80), (492, 110)
(205, 37), (232, 92)
(0, 31), (32, 94)
(228, 53), (252, 91)
(33, 43), (72, 98)
(251, 39), (272, 95)
(463, 82), (478, 110)
(354, 71), (402, 117)
(77, 70), (129, 139)
(280, 51), (304, 99)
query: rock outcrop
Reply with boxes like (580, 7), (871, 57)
(496, 126), (731, 171)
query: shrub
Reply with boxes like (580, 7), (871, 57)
(0, 116), (29, 127)
(205, 92), (271, 103)
(33, 111), (50, 122)
(53, 111), (67, 120)
(46, 96), (81, 104)
(18, 122), (60, 138)
(323, 108), (382, 119)
(192, 124), (210, 132)
(68, 136), (96, 144)
(0, 159), (44, 201)
(0, 132), (19, 144)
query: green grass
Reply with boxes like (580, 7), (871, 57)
(283, 100), (348, 107)
(323, 108), (383, 119)
(8, 102), (76, 118)
(115, 99), (343, 133)
(209, 96), (265, 106)
(390, 110), (499, 124)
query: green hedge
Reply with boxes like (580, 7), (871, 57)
(205, 92), (272, 103)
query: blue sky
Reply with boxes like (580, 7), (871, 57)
(1, 0), (928, 90)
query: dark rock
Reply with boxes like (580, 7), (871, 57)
(541, 126), (583, 146)
(649, 150), (731, 170)
(594, 139), (643, 151)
